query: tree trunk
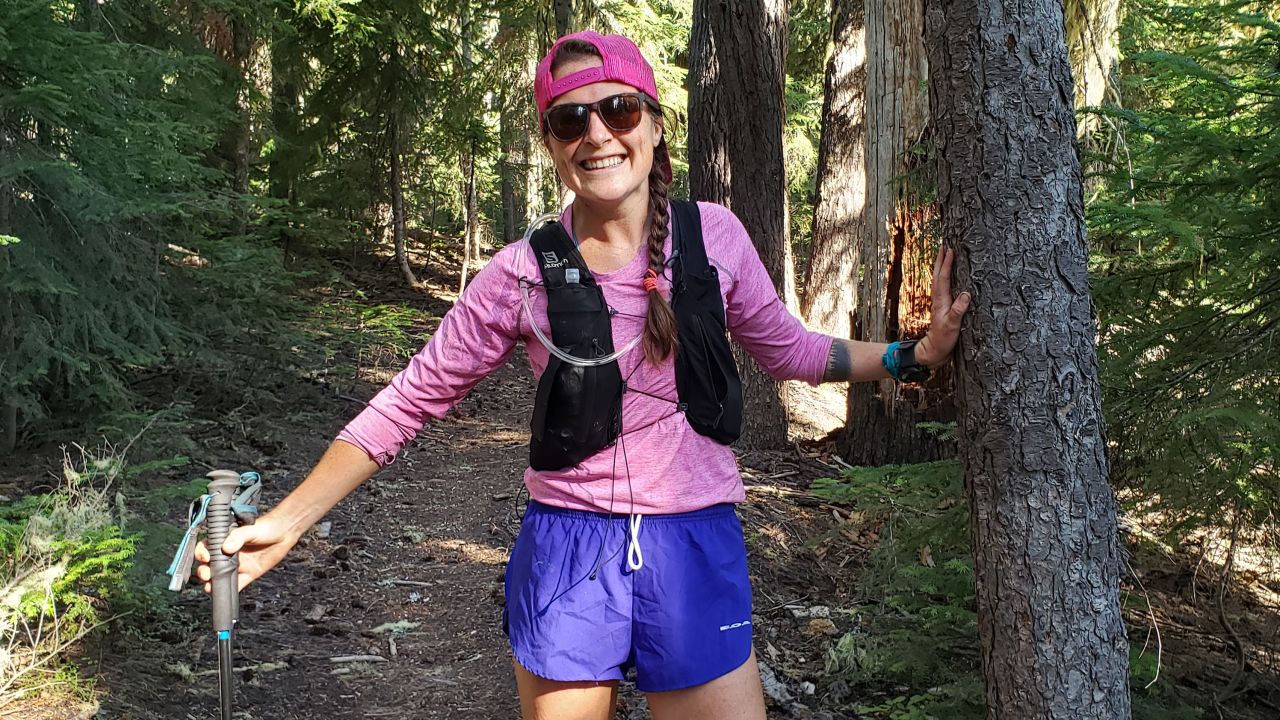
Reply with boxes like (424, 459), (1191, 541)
(924, 1), (1131, 717)
(0, 122), (15, 455)
(840, 0), (955, 466)
(389, 114), (417, 287)
(1065, 0), (1121, 133)
(497, 10), (521, 244)
(554, 0), (573, 36)
(460, 144), (478, 293)
(689, 0), (792, 450)
(802, 0), (864, 341)
(270, 12), (299, 262)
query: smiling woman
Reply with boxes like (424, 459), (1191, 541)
(192, 28), (967, 720)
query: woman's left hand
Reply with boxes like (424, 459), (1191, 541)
(915, 246), (971, 367)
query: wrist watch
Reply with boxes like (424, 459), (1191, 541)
(894, 339), (933, 383)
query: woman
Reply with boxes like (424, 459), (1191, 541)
(194, 31), (970, 720)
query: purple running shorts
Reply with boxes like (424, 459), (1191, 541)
(503, 500), (755, 692)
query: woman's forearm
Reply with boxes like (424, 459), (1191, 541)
(822, 338), (893, 383)
(268, 439), (381, 540)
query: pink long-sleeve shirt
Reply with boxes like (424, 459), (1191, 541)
(337, 202), (833, 514)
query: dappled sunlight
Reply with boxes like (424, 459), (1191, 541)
(419, 538), (509, 567)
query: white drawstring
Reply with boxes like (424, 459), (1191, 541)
(626, 514), (644, 571)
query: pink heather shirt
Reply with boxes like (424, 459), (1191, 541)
(337, 202), (834, 514)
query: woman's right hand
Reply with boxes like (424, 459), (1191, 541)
(194, 514), (299, 593)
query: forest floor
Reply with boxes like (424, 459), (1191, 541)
(4, 249), (1280, 719)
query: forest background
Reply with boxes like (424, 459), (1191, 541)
(0, 0), (1277, 718)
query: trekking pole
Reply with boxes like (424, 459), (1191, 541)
(167, 469), (263, 720)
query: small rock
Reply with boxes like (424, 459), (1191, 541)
(807, 605), (830, 619)
(304, 604), (329, 623)
(802, 618), (839, 638)
(786, 605), (809, 619)
(757, 660), (794, 704)
(315, 521), (332, 540)
(800, 681), (816, 695)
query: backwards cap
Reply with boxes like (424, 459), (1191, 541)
(535, 31), (660, 117)
(535, 31), (671, 184)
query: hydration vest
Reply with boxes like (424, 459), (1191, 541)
(527, 200), (743, 472)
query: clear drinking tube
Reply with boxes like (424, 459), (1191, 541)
(518, 213), (642, 368)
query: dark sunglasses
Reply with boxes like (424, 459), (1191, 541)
(542, 92), (649, 143)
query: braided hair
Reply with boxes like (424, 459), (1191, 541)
(548, 41), (678, 364)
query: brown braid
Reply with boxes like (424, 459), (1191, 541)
(547, 40), (677, 364)
(643, 158), (678, 364)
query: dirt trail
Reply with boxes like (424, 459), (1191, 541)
(91, 337), (855, 720)
(93, 353), (538, 718)
(57, 260), (846, 719)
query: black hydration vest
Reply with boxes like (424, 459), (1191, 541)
(527, 200), (743, 471)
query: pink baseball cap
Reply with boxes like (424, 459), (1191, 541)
(535, 31), (671, 183)
(535, 31), (660, 116)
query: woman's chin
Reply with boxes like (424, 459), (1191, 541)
(567, 180), (645, 207)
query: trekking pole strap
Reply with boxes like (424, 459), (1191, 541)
(164, 471), (263, 594)
(166, 494), (212, 591)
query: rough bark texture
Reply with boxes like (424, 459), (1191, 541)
(1065, 0), (1120, 134)
(554, 0), (573, 37)
(841, 0), (955, 466)
(801, 0), (864, 341)
(688, 0), (792, 450)
(389, 116), (417, 288)
(924, 1), (1131, 717)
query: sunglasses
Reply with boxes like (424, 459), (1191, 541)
(542, 92), (650, 143)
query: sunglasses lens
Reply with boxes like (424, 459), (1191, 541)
(546, 105), (589, 141)
(600, 95), (643, 132)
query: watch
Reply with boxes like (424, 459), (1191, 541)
(889, 339), (933, 383)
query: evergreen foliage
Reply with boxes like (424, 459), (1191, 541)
(813, 462), (1204, 719)
(1, 446), (137, 706)
(1090, 0), (1279, 541)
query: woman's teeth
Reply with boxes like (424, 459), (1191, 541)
(583, 156), (624, 170)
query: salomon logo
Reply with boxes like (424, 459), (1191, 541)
(541, 251), (567, 269)
(719, 620), (752, 632)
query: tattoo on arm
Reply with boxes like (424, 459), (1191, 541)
(823, 340), (852, 382)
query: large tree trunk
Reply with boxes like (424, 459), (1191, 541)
(688, 0), (792, 450)
(925, 1), (1131, 717)
(801, 0), (864, 341)
(840, 0), (955, 466)
(389, 114), (417, 288)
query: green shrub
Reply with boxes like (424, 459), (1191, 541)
(0, 446), (137, 707)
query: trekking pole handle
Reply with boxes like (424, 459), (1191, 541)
(206, 469), (242, 636)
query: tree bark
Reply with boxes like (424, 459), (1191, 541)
(389, 113), (417, 287)
(554, 0), (573, 37)
(1065, 0), (1120, 133)
(0, 120), (15, 455)
(839, 0), (955, 466)
(689, 0), (792, 450)
(924, 1), (1131, 717)
(460, 143), (478, 293)
(270, 11), (299, 262)
(802, 0), (864, 341)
